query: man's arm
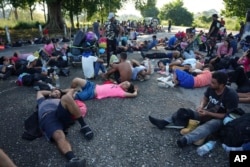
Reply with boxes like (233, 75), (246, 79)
(124, 88), (138, 98)
(199, 110), (226, 119)
(0, 149), (17, 167)
(37, 90), (51, 100)
(197, 96), (209, 112)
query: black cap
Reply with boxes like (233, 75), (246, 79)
(212, 14), (218, 18)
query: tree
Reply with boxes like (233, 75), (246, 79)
(158, 0), (193, 26)
(135, 0), (159, 18)
(9, 0), (26, 20)
(0, 0), (10, 19)
(222, 0), (250, 19)
(26, 0), (37, 20)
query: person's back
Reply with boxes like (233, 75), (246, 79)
(116, 60), (132, 82)
(209, 14), (221, 38)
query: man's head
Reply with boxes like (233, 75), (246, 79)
(49, 89), (64, 99)
(212, 14), (218, 20)
(157, 60), (166, 71)
(27, 55), (38, 66)
(108, 12), (115, 20)
(210, 71), (228, 90)
(120, 81), (135, 93)
(119, 52), (127, 61)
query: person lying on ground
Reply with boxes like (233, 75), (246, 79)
(0, 56), (13, 79)
(102, 52), (132, 83)
(149, 71), (239, 148)
(0, 148), (17, 167)
(129, 58), (151, 81)
(158, 65), (213, 89)
(70, 78), (138, 101)
(37, 88), (92, 167)
(168, 57), (204, 73)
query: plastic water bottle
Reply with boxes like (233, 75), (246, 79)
(165, 63), (169, 76)
(54, 74), (60, 88)
(197, 140), (217, 156)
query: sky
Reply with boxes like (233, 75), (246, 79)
(117, 0), (224, 16)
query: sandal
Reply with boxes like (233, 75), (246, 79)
(80, 125), (94, 140)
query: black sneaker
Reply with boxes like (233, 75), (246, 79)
(80, 125), (94, 140)
(177, 137), (187, 148)
(148, 116), (169, 129)
(65, 158), (86, 167)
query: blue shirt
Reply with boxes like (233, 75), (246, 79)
(168, 36), (177, 48)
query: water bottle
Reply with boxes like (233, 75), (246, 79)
(42, 60), (47, 73)
(54, 74), (60, 88)
(165, 63), (169, 76)
(197, 140), (217, 156)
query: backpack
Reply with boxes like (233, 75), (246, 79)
(219, 112), (250, 147)
(22, 109), (43, 141)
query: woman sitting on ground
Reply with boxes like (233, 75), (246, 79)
(209, 38), (233, 70)
(237, 49), (250, 78)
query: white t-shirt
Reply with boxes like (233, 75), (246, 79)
(182, 58), (197, 69)
(82, 55), (98, 78)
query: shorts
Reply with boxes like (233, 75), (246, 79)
(132, 66), (146, 80)
(39, 102), (72, 140)
(75, 81), (96, 101)
(175, 69), (194, 88)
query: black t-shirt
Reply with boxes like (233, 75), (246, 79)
(204, 86), (238, 113)
(209, 20), (221, 37)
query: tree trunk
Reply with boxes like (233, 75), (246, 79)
(69, 10), (74, 29)
(46, 0), (65, 30)
(0, 2), (6, 19)
(14, 8), (18, 20)
(29, 7), (33, 21)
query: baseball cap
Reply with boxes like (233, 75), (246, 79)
(212, 14), (218, 18)
(27, 55), (38, 65)
(108, 12), (115, 19)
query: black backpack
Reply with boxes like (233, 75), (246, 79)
(22, 109), (42, 141)
(220, 113), (250, 147)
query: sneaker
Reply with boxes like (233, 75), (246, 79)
(156, 77), (165, 82)
(148, 115), (169, 129)
(65, 158), (86, 167)
(80, 125), (94, 140)
(165, 123), (184, 129)
(157, 82), (169, 88)
(165, 80), (175, 87)
(177, 137), (187, 148)
(157, 76), (171, 83)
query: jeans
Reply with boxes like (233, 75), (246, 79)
(94, 62), (105, 77)
(184, 119), (223, 144)
(164, 110), (223, 144)
(183, 50), (195, 59)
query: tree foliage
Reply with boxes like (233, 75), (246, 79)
(158, 0), (193, 26)
(222, 0), (250, 19)
(135, 0), (159, 18)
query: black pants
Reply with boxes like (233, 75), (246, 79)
(107, 39), (117, 66)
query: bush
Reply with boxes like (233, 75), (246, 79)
(14, 21), (38, 29)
